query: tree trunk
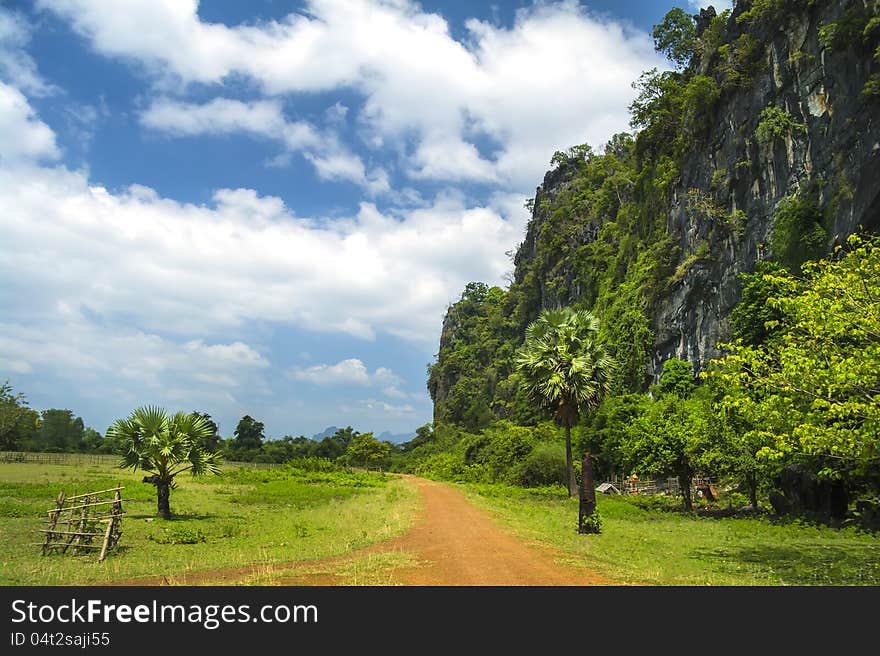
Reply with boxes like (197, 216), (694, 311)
(579, 453), (599, 534)
(156, 481), (171, 520)
(678, 471), (693, 511)
(565, 424), (576, 498)
(747, 474), (758, 511)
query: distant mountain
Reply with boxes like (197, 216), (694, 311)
(309, 426), (414, 443)
(310, 426), (339, 440)
(377, 430), (416, 444)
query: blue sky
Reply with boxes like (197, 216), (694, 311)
(0, 0), (727, 441)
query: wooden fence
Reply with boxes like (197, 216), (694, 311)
(38, 486), (125, 561)
(0, 451), (282, 469)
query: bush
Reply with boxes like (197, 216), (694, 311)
(149, 525), (206, 544)
(770, 193), (828, 271)
(755, 106), (806, 144)
(511, 443), (567, 487)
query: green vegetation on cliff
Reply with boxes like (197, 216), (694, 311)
(414, 2), (880, 529)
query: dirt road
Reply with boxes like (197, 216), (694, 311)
(118, 476), (610, 586)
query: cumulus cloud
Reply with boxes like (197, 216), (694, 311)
(0, 313), (268, 392)
(0, 158), (526, 352)
(38, 0), (665, 188)
(288, 358), (402, 387)
(0, 81), (60, 162)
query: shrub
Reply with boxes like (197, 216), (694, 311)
(770, 193), (828, 271)
(755, 106), (806, 144)
(512, 443), (567, 487)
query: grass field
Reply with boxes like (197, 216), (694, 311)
(462, 484), (880, 586)
(0, 460), (419, 585)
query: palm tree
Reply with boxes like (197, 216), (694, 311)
(515, 308), (615, 498)
(107, 406), (222, 519)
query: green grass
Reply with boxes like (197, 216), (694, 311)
(461, 483), (880, 586)
(0, 461), (419, 585)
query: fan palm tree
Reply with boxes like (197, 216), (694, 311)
(107, 406), (222, 519)
(515, 308), (616, 498)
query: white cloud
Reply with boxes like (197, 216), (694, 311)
(140, 97), (320, 150)
(0, 81), (60, 162)
(39, 0), (665, 188)
(140, 97), (389, 194)
(0, 159), (525, 350)
(0, 8), (57, 97)
(0, 315), (268, 391)
(288, 358), (402, 387)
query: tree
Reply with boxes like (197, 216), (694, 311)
(346, 432), (391, 470)
(622, 363), (714, 511)
(192, 411), (221, 452)
(655, 357), (696, 398)
(515, 308), (616, 498)
(38, 409), (84, 452)
(709, 235), (880, 496)
(652, 7), (697, 69)
(233, 415), (265, 453)
(0, 381), (28, 450)
(107, 406), (222, 519)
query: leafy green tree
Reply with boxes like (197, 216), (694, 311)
(0, 381), (28, 450)
(191, 411), (221, 452)
(233, 414), (265, 455)
(623, 392), (709, 511)
(729, 261), (789, 345)
(107, 406), (222, 519)
(710, 235), (880, 481)
(515, 308), (616, 497)
(38, 409), (84, 452)
(653, 7), (697, 69)
(655, 357), (696, 398)
(81, 427), (106, 453)
(346, 432), (391, 470)
(621, 359), (717, 510)
(12, 407), (40, 451)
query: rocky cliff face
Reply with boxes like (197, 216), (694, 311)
(429, 1), (880, 423)
(521, 0), (880, 380)
(652, 0), (880, 377)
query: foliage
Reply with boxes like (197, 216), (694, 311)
(515, 308), (616, 429)
(0, 381), (29, 451)
(769, 193), (828, 272)
(655, 358), (696, 398)
(578, 508), (603, 534)
(621, 382), (714, 510)
(516, 308), (616, 495)
(232, 415), (265, 452)
(149, 525), (206, 545)
(755, 105), (806, 144)
(652, 7), (697, 70)
(729, 261), (789, 345)
(511, 442), (567, 487)
(818, 5), (880, 54)
(346, 432), (392, 470)
(707, 235), (880, 478)
(107, 405), (222, 518)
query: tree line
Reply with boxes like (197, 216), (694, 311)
(0, 388), (397, 468)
